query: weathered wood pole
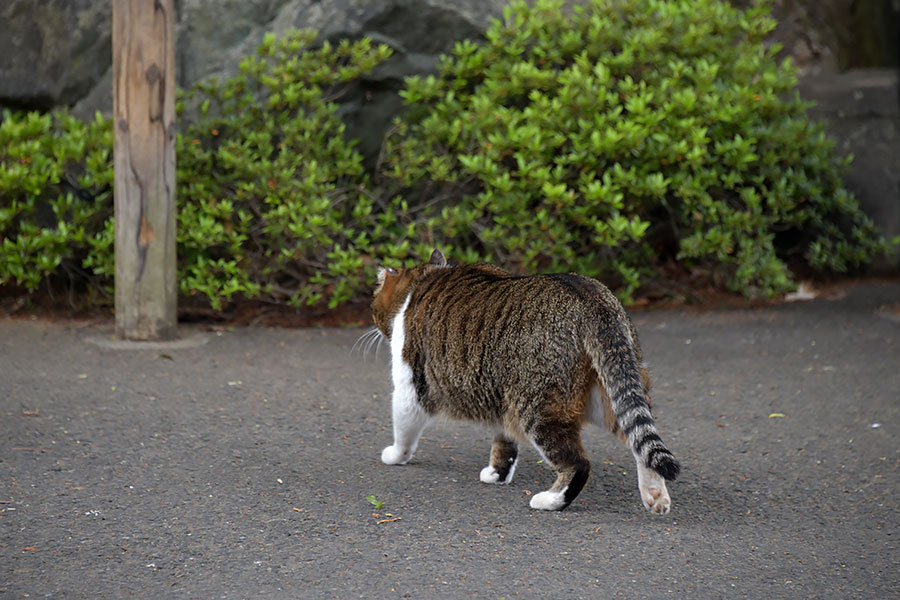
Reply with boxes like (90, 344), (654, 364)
(112, 0), (177, 340)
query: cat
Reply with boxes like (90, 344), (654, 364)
(370, 249), (680, 513)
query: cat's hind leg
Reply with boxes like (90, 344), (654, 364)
(527, 423), (591, 511)
(480, 434), (518, 484)
(636, 456), (671, 514)
(589, 378), (673, 514)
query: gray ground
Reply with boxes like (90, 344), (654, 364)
(2, 282), (898, 599)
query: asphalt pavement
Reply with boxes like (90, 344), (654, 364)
(2, 281), (898, 599)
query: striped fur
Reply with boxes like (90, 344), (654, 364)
(371, 250), (680, 512)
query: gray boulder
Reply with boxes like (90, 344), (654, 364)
(40, 0), (507, 165)
(0, 0), (112, 110)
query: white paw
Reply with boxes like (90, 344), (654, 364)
(640, 485), (671, 515)
(636, 461), (672, 514)
(480, 466), (501, 483)
(529, 489), (567, 511)
(381, 445), (410, 465)
(480, 458), (517, 484)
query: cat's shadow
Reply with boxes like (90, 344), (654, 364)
(576, 465), (755, 521)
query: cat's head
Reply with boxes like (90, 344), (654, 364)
(371, 249), (448, 339)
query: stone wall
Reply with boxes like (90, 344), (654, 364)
(799, 69), (900, 266)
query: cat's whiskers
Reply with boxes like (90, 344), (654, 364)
(352, 327), (377, 354)
(353, 326), (386, 361)
(366, 328), (386, 359)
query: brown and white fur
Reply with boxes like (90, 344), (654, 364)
(370, 250), (680, 513)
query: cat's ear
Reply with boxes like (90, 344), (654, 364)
(428, 249), (447, 267)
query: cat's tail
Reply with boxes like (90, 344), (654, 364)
(586, 326), (680, 481)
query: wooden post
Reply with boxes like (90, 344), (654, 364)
(112, 0), (177, 340)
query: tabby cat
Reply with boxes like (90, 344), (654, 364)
(370, 250), (680, 513)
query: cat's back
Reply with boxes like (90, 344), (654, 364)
(404, 264), (627, 365)
(410, 263), (621, 325)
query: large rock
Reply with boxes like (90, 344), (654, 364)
(26, 0), (506, 115)
(0, 0), (112, 110)
(21, 0), (508, 165)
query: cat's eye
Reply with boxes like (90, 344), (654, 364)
(385, 267), (398, 276)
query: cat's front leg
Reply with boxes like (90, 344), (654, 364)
(480, 433), (519, 484)
(381, 373), (432, 465)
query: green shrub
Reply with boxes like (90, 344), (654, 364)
(1, 5), (887, 311)
(1, 30), (394, 310)
(382, 0), (883, 299)
(0, 109), (114, 297)
(177, 30), (394, 309)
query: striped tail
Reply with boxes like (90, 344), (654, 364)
(588, 327), (680, 481)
